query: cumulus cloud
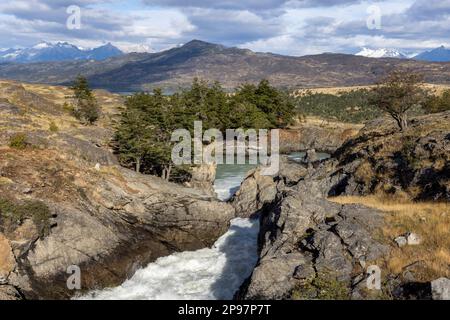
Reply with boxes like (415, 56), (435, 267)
(142, 0), (289, 10)
(0, 0), (449, 55)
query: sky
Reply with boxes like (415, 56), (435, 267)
(0, 0), (449, 56)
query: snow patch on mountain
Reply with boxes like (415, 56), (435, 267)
(0, 42), (124, 63)
(356, 47), (408, 59)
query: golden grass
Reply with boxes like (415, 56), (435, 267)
(293, 83), (450, 96)
(0, 80), (124, 135)
(331, 195), (450, 281)
(290, 116), (364, 131)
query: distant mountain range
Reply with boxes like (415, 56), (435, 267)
(0, 42), (123, 63)
(356, 48), (408, 59)
(414, 46), (450, 62)
(0, 40), (450, 92)
(356, 46), (450, 61)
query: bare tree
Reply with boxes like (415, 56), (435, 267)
(370, 69), (427, 131)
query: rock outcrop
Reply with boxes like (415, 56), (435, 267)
(431, 278), (450, 300)
(234, 158), (389, 299)
(234, 112), (450, 300)
(332, 112), (450, 201)
(187, 163), (217, 196)
(278, 121), (361, 154)
(0, 81), (236, 299)
(0, 148), (235, 299)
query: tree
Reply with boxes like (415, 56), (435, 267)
(178, 78), (230, 131)
(70, 76), (100, 124)
(423, 90), (450, 114)
(114, 90), (177, 179)
(113, 79), (297, 181)
(227, 99), (271, 129)
(234, 80), (295, 128)
(369, 70), (427, 131)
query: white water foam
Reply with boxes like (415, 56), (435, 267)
(214, 164), (255, 201)
(79, 167), (259, 300)
(79, 218), (259, 300)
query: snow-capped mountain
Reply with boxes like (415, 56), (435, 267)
(414, 46), (450, 62)
(0, 42), (124, 63)
(356, 47), (408, 59)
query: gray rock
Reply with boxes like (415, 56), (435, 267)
(394, 236), (407, 247)
(1, 158), (235, 299)
(236, 159), (390, 300)
(231, 168), (277, 218)
(244, 253), (307, 299)
(0, 285), (21, 300)
(188, 163), (217, 196)
(303, 149), (318, 163)
(431, 277), (450, 300)
(406, 232), (421, 245)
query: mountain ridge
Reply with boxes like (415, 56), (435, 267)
(1, 40), (450, 92)
(415, 46), (450, 62)
(356, 47), (408, 59)
(0, 42), (124, 63)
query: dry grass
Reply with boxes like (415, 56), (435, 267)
(290, 116), (364, 131)
(331, 195), (450, 281)
(293, 83), (450, 96)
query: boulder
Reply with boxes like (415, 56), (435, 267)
(303, 149), (318, 163)
(431, 278), (450, 300)
(230, 168), (277, 218)
(394, 236), (407, 247)
(0, 285), (21, 300)
(188, 163), (217, 196)
(406, 232), (421, 245)
(236, 157), (389, 300)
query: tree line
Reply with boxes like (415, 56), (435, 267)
(68, 70), (450, 181)
(113, 78), (295, 180)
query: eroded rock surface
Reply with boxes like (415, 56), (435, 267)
(235, 112), (449, 301)
(0, 84), (236, 299)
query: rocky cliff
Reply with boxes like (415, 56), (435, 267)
(279, 119), (362, 154)
(233, 111), (449, 300)
(332, 111), (450, 201)
(0, 81), (235, 299)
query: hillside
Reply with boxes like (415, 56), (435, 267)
(1, 40), (450, 92)
(0, 80), (235, 299)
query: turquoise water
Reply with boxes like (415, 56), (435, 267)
(80, 151), (330, 300)
(214, 151), (331, 201)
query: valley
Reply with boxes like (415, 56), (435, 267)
(0, 72), (448, 301)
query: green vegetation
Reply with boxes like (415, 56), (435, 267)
(369, 70), (428, 131)
(0, 197), (52, 237)
(295, 89), (382, 123)
(291, 272), (350, 300)
(114, 89), (177, 179)
(9, 133), (28, 149)
(423, 90), (450, 113)
(69, 76), (100, 124)
(49, 121), (59, 132)
(114, 78), (294, 180)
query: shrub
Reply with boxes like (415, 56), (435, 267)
(9, 133), (28, 149)
(70, 76), (100, 125)
(49, 121), (59, 132)
(354, 161), (375, 184)
(62, 101), (74, 113)
(291, 272), (350, 300)
(423, 90), (450, 114)
(0, 197), (52, 237)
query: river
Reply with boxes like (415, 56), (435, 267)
(79, 152), (329, 300)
